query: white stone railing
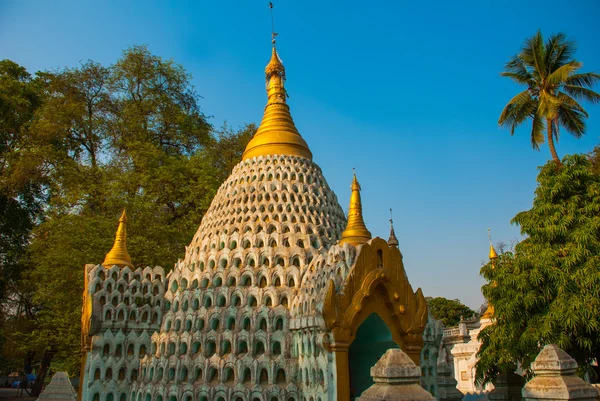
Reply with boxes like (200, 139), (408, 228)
(443, 327), (461, 337)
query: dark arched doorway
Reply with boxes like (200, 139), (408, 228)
(348, 313), (399, 400)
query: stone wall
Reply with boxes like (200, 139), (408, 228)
(441, 316), (494, 394)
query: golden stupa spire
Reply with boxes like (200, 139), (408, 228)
(488, 228), (498, 259)
(340, 170), (372, 245)
(103, 209), (133, 268)
(482, 228), (497, 319)
(242, 3), (312, 161)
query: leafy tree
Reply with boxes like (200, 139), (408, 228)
(498, 31), (600, 166)
(207, 123), (257, 183)
(476, 154), (600, 384)
(425, 296), (476, 327)
(0, 60), (47, 371)
(0, 61), (45, 302)
(2, 47), (255, 373)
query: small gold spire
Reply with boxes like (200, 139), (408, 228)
(103, 209), (133, 268)
(482, 229), (497, 320)
(388, 208), (399, 247)
(488, 228), (498, 259)
(481, 304), (495, 319)
(489, 245), (498, 259)
(340, 171), (372, 245)
(242, 44), (312, 161)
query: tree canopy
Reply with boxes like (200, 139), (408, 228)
(498, 31), (600, 165)
(0, 47), (256, 373)
(476, 154), (600, 384)
(425, 296), (477, 327)
(0, 60), (44, 307)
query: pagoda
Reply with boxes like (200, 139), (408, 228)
(80, 41), (428, 401)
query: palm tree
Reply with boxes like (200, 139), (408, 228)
(499, 31), (600, 166)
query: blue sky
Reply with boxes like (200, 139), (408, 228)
(2, 0), (599, 308)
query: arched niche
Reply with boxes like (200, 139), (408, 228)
(348, 313), (399, 400)
(322, 238), (428, 401)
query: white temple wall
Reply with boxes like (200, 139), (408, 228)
(81, 264), (166, 401)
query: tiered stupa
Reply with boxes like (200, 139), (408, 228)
(80, 42), (428, 401)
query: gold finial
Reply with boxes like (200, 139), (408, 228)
(103, 209), (133, 268)
(265, 45), (285, 78)
(340, 171), (372, 245)
(488, 228), (498, 259)
(241, 4), (312, 161)
(388, 208), (399, 247)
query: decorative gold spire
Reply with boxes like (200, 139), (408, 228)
(103, 209), (133, 268)
(488, 228), (498, 259)
(489, 244), (498, 259)
(242, 44), (312, 161)
(388, 208), (399, 247)
(482, 228), (497, 319)
(265, 46), (285, 77)
(481, 304), (495, 319)
(340, 171), (372, 245)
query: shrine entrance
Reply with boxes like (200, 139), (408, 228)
(348, 313), (399, 400)
(322, 239), (428, 401)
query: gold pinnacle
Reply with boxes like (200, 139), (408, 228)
(340, 171), (372, 245)
(103, 209), (133, 268)
(388, 208), (399, 247)
(488, 228), (498, 259)
(242, 44), (312, 161)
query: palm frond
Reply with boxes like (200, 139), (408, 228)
(501, 56), (536, 86)
(563, 85), (600, 104)
(499, 90), (537, 134)
(522, 31), (547, 79)
(558, 104), (586, 138)
(530, 112), (545, 149)
(501, 72), (535, 86)
(552, 117), (560, 142)
(545, 33), (576, 72)
(547, 61), (581, 86)
(565, 72), (600, 88)
(557, 92), (588, 115)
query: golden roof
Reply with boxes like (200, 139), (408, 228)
(242, 46), (312, 161)
(340, 173), (372, 245)
(103, 209), (133, 268)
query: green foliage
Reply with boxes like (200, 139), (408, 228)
(1, 47), (255, 374)
(0, 61), (48, 371)
(499, 31), (600, 164)
(589, 145), (600, 175)
(0, 60), (45, 300)
(425, 296), (476, 327)
(476, 154), (600, 384)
